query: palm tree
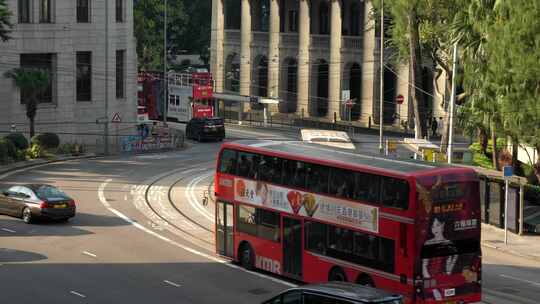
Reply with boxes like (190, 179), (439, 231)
(4, 68), (51, 138)
(0, 0), (13, 41)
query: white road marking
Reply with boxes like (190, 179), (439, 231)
(186, 172), (215, 223)
(182, 220), (198, 230)
(163, 280), (181, 287)
(1, 228), (16, 233)
(98, 179), (296, 288)
(70, 291), (86, 298)
(499, 274), (540, 287)
(82, 251), (97, 258)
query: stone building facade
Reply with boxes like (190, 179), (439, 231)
(211, 0), (448, 128)
(0, 0), (137, 146)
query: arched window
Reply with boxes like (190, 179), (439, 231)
(225, 53), (240, 93)
(279, 58), (298, 113)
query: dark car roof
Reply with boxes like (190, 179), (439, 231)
(224, 140), (469, 177)
(287, 282), (402, 303)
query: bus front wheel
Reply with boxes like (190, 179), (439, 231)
(328, 267), (347, 282)
(356, 273), (375, 287)
(239, 243), (255, 270)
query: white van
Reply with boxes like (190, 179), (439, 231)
(300, 129), (356, 150)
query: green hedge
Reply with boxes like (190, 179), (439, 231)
(31, 133), (60, 150)
(0, 139), (8, 164)
(0, 137), (17, 161)
(5, 132), (29, 150)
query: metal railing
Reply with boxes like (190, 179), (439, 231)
(342, 36), (363, 51)
(168, 72), (192, 87)
(252, 31), (269, 46)
(311, 34), (330, 49)
(224, 30), (240, 45)
(280, 33), (298, 48)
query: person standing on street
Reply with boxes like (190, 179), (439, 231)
(431, 117), (438, 137)
(437, 117), (444, 138)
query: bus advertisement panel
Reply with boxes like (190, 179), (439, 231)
(414, 174), (481, 303)
(234, 178), (379, 233)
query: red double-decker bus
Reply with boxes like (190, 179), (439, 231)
(215, 140), (481, 304)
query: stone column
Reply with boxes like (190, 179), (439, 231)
(240, 0), (252, 100)
(327, 0), (342, 122)
(210, 0), (225, 93)
(361, 0), (376, 126)
(296, 0), (310, 118)
(267, 0), (280, 112)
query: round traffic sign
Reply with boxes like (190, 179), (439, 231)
(396, 94), (404, 105)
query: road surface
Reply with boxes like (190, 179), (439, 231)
(0, 125), (538, 303)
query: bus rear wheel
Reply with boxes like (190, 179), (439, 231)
(328, 267), (347, 282)
(239, 243), (255, 270)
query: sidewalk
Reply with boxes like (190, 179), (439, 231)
(0, 154), (97, 177)
(481, 223), (540, 261)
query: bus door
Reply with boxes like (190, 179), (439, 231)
(282, 217), (302, 278)
(216, 201), (234, 258)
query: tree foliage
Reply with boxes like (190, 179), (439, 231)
(380, 0), (540, 182)
(134, 0), (211, 71)
(372, 0), (460, 140)
(0, 0), (13, 42)
(4, 68), (50, 138)
(485, 0), (540, 178)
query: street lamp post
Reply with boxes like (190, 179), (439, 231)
(447, 42), (458, 164)
(163, 0), (168, 124)
(379, 0), (384, 154)
(104, 0), (110, 155)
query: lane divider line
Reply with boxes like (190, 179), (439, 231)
(499, 274), (540, 287)
(1, 228), (16, 233)
(163, 280), (182, 287)
(82, 251), (97, 258)
(70, 291), (86, 298)
(98, 179), (296, 288)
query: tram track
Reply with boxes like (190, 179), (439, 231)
(167, 167), (213, 233)
(142, 164), (214, 247)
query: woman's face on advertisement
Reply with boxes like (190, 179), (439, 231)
(432, 218), (444, 237)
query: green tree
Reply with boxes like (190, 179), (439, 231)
(134, 0), (211, 71)
(453, 0), (502, 168)
(487, 0), (540, 180)
(373, 0), (460, 141)
(134, 0), (165, 71)
(4, 68), (51, 138)
(0, 0), (13, 41)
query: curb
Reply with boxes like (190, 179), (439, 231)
(481, 241), (540, 262)
(0, 154), (98, 178)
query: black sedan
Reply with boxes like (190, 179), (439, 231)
(0, 184), (76, 223)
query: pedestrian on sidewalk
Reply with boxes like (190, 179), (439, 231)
(437, 117), (444, 137)
(431, 117), (438, 137)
